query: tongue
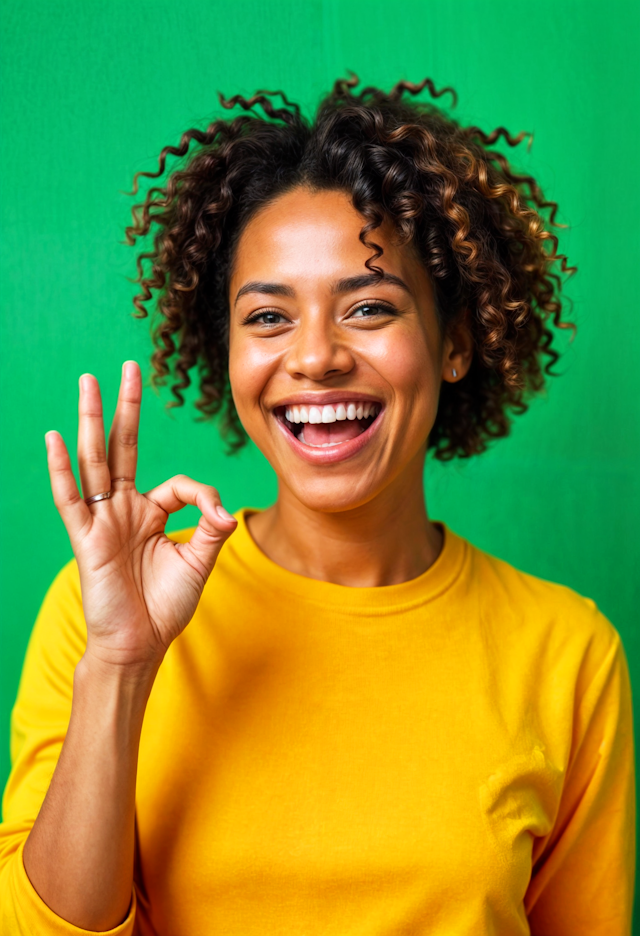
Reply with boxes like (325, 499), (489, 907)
(300, 419), (366, 446)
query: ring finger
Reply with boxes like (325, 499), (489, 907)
(77, 374), (112, 501)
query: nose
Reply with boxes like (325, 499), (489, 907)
(284, 313), (355, 381)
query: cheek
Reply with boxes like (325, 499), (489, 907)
(228, 335), (278, 425)
(366, 326), (439, 405)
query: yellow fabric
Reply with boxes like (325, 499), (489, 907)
(1, 510), (635, 935)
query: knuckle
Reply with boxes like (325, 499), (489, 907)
(117, 431), (138, 448)
(82, 449), (106, 467)
(53, 491), (80, 510)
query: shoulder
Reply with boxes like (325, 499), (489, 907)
(460, 533), (623, 686)
(42, 555), (82, 606)
(466, 534), (615, 631)
(25, 556), (86, 667)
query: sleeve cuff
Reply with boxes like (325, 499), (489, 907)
(5, 840), (136, 935)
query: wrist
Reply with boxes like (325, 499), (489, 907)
(74, 651), (160, 722)
(80, 639), (164, 683)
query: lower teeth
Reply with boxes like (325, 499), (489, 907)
(304, 441), (343, 447)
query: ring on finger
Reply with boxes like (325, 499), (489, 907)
(85, 491), (111, 506)
(84, 477), (135, 504)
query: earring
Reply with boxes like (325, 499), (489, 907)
(452, 368), (458, 378)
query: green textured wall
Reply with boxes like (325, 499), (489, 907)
(1, 0), (638, 921)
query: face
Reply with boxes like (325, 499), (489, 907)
(228, 186), (470, 513)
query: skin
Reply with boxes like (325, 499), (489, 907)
(22, 186), (472, 929)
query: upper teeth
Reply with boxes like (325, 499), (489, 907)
(284, 402), (380, 424)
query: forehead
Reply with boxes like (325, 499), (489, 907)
(229, 187), (422, 292)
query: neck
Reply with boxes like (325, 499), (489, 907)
(247, 454), (442, 587)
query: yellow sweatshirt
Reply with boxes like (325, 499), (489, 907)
(0, 511), (635, 935)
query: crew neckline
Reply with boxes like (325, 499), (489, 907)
(227, 507), (468, 614)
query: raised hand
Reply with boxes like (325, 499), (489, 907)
(45, 360), (237, 672)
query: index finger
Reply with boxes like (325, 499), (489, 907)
(107, 361), (141, 485)
(46, 430), (91, 544)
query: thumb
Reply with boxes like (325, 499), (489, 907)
(144, 475), (237, 582)
(179, 504), (238, 582)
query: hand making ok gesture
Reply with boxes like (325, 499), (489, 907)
(45, 361), (237, 672)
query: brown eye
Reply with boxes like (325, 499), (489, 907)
(351, 303), (397, 318)
(259, 312), (285, 324)
(246, 311), (287, 326)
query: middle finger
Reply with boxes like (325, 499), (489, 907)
(107, 360), (141, 487)
(77, 374), (112, 501)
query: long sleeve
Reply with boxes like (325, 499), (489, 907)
(0, 560), (136, 935)
(525, 619), (636, 934)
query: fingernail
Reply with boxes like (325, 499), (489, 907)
(124, 361), (138, 379)
(80, 374), (91, 391)
(45, 430), (60, 449)
(215, 504), (235, 523)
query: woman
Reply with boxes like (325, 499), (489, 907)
(0, 77), (634, 935)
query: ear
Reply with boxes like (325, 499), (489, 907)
(441, 312), (474, 383)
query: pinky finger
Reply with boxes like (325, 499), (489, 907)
(45, 431), (91, 543)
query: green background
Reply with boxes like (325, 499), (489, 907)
(1, 0), (638, 922)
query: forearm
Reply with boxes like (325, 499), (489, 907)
(22, 653), (158, 931)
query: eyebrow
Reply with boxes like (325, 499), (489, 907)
(234, 271), (410, 305)
(234, 281), (296, 304)
(331, 272), (410, 295)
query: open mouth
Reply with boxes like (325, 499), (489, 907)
(275, 400), (382, 448)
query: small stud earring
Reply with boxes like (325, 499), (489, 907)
(452, 368), (458, 378)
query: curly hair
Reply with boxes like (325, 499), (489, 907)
(125, 75), (576, 458)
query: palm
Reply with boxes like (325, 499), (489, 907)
(77, 494), (193, 657)
(46, 362), (237, 669)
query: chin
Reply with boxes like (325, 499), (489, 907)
(278, 466), (389, 515)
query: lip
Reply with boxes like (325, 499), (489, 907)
(271, 390), (383, 409)
(274, 403), (385, 466)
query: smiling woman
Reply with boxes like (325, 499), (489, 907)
(0, 78), (634, 936)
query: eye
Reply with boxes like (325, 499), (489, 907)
(350, 301), (397, 319)
(244, 310), (288, 326)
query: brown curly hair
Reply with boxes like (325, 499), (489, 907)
(125, 75), (575, 458)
